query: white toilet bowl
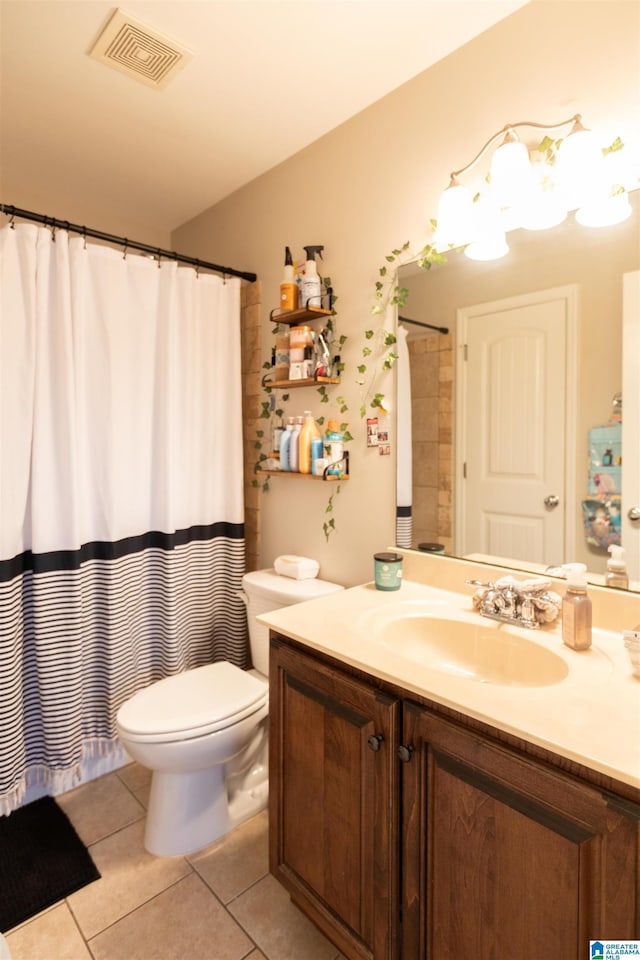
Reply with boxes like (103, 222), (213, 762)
(116, 566), (343, 857)
(117, 661), (268, 856)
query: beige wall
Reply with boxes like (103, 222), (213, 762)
(174, 0), (640, 587)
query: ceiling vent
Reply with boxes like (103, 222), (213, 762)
(89, 8), (193, 90)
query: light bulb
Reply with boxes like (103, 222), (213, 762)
(435, 178), (476, 250)
(556, 117), (604, 211)
(490, 131), (532, 226)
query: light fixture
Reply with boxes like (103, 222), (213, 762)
(433, 114), (632, 261)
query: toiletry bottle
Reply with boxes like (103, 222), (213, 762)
(311, 435), (324, 475)
(279, 417), (295, 471)
(325, 419), (344, 475)
(271, 419), (284, 459)
(298, 411), (321, 475)
(289, 416), (303, 473)
(606, 545), (629, 589)
(300, 245), (324, 309)
(561, 564), (592, 650)
(280, 247), (298, 312)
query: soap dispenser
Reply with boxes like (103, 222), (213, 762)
(606, 545), (629, 589)
(561, 564), (592, 651)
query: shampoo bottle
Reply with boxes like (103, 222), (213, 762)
(298, 411), (321, 475)
(562, 563), (592, 650)
(280, 247), (298, 312)
(289, 416), (303, 473)
(300, 245), (324, 308)
(606, 545), (629, 589)
(279, 417), (295, 471)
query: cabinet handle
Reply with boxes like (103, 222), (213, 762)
(397, 744), (414, 763)
(367, 733), (384, 752)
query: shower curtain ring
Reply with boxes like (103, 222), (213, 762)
(123, 239), (128, 260)
(195, 259), (200, 279)
(156, 249), (162, 269)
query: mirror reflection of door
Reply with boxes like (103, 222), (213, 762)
(456, 286), (577, 566)
(622, 270), (640, 581)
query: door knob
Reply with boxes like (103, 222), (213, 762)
(397, 744), (414, 763)
(544, 495), (560, 509)
(628, 506), (640, 522)
(367, 734), (384, 752)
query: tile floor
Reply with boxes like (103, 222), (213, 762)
(4, 765), (346, 960)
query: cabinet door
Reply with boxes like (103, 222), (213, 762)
(270, 636), (400, 960)
(402, 703), (640, 960)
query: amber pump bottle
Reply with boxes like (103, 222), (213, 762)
(562, 564), (592, 651)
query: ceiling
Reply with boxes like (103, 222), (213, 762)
(0, 1), (528, 237)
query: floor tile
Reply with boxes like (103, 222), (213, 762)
(5, 903), (92, 960)
(57, 771), (145, 845)
(228, 873), (342, 960)
(116, 761), (152, 808)
(67, 819), (192, 940)
(89, 873), (254, 960)
(189, 810), (268, 904)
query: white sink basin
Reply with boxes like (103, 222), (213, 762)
(375, 613), (568, 686)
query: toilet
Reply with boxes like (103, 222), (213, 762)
(116, 567), (343, 856)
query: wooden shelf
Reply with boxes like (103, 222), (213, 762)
(260, 470), (348, 481)
(270, 305), (332, 326)
(264, 376), (340, 389)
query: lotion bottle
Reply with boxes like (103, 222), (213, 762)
(561, 564), (592, 651)
(279, 418), (295, 471)
(289, 416), (303, 473)
(280, 247), (298, 312)
(300, 245), (324, 308)
(606, 545), (629, 589)
(298, 411), (321, 475)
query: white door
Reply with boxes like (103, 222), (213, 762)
(622, 270), (640, 582)
(456, 286), (577, 566)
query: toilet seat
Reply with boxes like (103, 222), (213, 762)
(117, 662), (268, 744)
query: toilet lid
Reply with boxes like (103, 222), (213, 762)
(117, 662), (268, 742)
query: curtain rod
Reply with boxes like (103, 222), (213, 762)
(399, 316), (449, 335)
(0, 204), (258, 283)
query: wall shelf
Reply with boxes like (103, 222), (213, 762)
(263, 375), (340, 389)
(260, 470), (348, 482)
(269, 305), (332, 326)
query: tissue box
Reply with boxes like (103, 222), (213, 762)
(274, 555), (319, 580)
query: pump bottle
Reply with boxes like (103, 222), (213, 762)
(300, 245), (324, 308)
(561, 563), (592, 650)
(280, 247), (298, 312)
(606, 545), (629, 589)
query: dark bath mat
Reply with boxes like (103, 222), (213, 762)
(0, 795), (100, 932)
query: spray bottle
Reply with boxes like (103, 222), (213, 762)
(300, 245), (324, 308)
(606, 545), (629, 589)
(280, 246), (298, 312)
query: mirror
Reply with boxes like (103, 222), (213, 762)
(396, 190), (639, 589)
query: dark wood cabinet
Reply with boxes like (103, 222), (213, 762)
(269, 635), (401, 960)
(270, 633), (640, 960)
(401, 701), (640, 960)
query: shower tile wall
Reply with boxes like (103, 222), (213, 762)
(241, 282), (262, 573)
(408, 332), (453, 553)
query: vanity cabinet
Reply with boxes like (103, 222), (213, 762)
(401, 702), (640, 958)
(269, 636), (400, 960)
(270, 633), (640, 960)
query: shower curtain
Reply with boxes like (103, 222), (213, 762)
(0, 222), (248, 814)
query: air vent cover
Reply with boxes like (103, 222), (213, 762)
(89, 8), (193, 89)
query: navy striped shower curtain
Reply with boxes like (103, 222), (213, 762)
(0, 223), (248, 814)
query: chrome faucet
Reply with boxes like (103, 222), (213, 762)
(466, 576), (561, 629)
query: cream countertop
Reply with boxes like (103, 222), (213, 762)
(258, 553), (640, 792)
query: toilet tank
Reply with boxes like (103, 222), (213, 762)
(241, 569), (343, 676)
